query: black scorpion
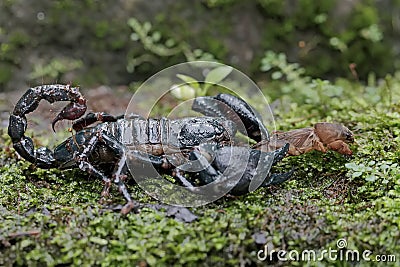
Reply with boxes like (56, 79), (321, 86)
(8, 84), (292, 214)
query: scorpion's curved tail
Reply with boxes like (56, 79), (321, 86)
(8, 84), (87, 168)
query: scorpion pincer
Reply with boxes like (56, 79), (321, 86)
(8, 84), (294, 214)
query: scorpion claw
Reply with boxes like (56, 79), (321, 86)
(51, 118), (59, 132)
(272, 143), (290, 163)
(51, 101), (87, 132)
(264, 167), (295, 186)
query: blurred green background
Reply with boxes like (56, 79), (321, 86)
(1, 0), (399, 91)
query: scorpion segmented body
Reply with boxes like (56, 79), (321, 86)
(54, 115), (237, 169)
(110, 116), (236, 154)
(8, 84), (294, 214)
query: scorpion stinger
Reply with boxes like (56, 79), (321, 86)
(8, 84), (87, 168)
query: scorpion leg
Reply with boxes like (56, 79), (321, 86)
(127, 150), (198, 189)
(72, 112), (120, 131)
(188, 150), (221, 185)
(272, 143), (290, 164)
(260, 143), (293, 187)
(73, 130), (136, 214)
(73, 132), (112, 200)
(8, 84), (87, 168)
(98, 133), (139, 214)
(192, 93), (269, 142)
(173, 169), (196, 188)
(128, 150), (171, 170)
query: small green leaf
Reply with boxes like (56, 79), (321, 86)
(151, 31), (161, 42)
(20, 239), (33, 249)
(365, 175), (377, 182)
(204, 66), (233, 91)
(130, 33), (139, 41)
(271, 71), (283, 80)
(143, 22), (152, 32)
(170, 84), (196, 100)
(380, 164), (390, 170)
(176, 74), (200, 89)
(345, 162), (358, 170)
(260, 62), (272, 72)
(89, 236), (108, 245)
(127, 18), (139, 28)
(314, 13), (327, 24)
(165, 38), (175, 47)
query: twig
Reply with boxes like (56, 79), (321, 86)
(7, 229), (41, 239)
